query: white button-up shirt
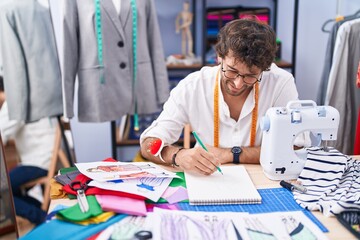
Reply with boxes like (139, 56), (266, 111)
(0, 102), (57, 170)
(140, 63), (299, 148)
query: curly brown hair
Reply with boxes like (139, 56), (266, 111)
(215, 19), (277, 71)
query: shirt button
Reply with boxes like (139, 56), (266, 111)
(117, 41), (124, 47)
(119, 62), (126, 69)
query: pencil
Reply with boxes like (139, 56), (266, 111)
(192, 131), (223, 175)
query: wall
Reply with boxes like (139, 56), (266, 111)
(294, 0), (360, 100)
(156, 0), (360, 101)
(1, 0), (359, 161)
(156, 0), (275, 57)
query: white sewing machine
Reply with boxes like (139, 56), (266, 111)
(259, 100), (340, 180)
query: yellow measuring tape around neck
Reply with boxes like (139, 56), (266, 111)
(213, 68), (259, 147)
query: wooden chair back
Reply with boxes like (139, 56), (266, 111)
(21, 120), (70, 211)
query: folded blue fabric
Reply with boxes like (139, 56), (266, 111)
(20, 214), (126, 240)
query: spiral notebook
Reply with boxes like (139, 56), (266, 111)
(185, 165), (261, 205)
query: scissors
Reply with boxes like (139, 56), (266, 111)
(70, 180), (90, 213)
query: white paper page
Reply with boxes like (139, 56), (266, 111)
(151, 208), (250, 240)
(75, 161), (179, 182)
(185, 165), (261, 205)
(89, 177), (172, 202)
(243, 211), (328, 240)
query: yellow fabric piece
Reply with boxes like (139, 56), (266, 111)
(132, 151), (149, 162)
(50, 178), (67, 199)
(57, 211), (116, 226)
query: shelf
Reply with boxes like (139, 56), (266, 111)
(167, 63), (203, 70)
(178, 60), (292, 69)
(117, 139), (140, 146)
(275, 59), (292, 68)
(167, 60), (292, 70)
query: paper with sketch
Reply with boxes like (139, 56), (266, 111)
(161, 186), (188, 204)
(95, 216), (149, 240)
(89, 177), (173, 202)
(75, 161), (178, 182)
(243, 211), (328, 240)
(150, 209), (328, 240)
(150, 208), (249, 240)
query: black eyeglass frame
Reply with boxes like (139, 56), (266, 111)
(221, 62), (263, 85)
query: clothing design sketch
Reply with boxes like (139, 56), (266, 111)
(106, 173), (170, 189)
(159, 213), (231, 240)
(109, 216), (146, 239)
(136, 177), (167, 191)
(244, 217), (277, 240)
(281, 215), (317, 240)
(86, 164), (155, 173)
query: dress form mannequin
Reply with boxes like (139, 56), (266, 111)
(175, 1), (194, 58)
(112, 0), (121, 14)
(37, 0), (49, 8)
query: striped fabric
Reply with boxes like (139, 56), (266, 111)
(293, 147), (360, 217)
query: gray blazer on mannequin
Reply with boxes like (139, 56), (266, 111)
(0, 0), (63, 122)
(63, 0), (169, 122)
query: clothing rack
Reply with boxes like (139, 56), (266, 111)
(321, 9), (360, 33)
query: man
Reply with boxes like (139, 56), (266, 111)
(140, 19), (299, 175)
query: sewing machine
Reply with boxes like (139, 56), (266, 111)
(259, 100), (340, 180)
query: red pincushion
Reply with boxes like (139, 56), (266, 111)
(148, 138), (163, 155)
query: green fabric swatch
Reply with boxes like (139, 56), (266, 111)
(57, 195), (103, 222)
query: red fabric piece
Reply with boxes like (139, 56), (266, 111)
(103, 158), (117, 162)
(354, 108), (360, 155)
(63, 173), (145, 200)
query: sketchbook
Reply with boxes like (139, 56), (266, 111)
(185, 165), (261, 205)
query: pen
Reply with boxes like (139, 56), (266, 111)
(192, 131), (223, 175)
(280, 180), (307, 193)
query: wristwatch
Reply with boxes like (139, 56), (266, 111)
(231, 146), (242, 164)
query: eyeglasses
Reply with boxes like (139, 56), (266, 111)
(221, 62), (262, 85)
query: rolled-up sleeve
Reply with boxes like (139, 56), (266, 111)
(140, 82), (189, 146)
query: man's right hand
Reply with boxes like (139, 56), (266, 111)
(175, 147), (220, 175)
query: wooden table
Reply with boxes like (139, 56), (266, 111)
(50, 162), (359, 240)
(242, 164), (357, 240)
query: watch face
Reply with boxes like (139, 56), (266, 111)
(232, 146), (242, 154)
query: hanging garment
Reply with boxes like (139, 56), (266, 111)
(294, 147), (360, 217)
(0, 0), (63, 122)
(355, 108), (360, 155)
(325, 19), (360, 154)
(317, 15), (359, 105)
(62, 0), (169, 122)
